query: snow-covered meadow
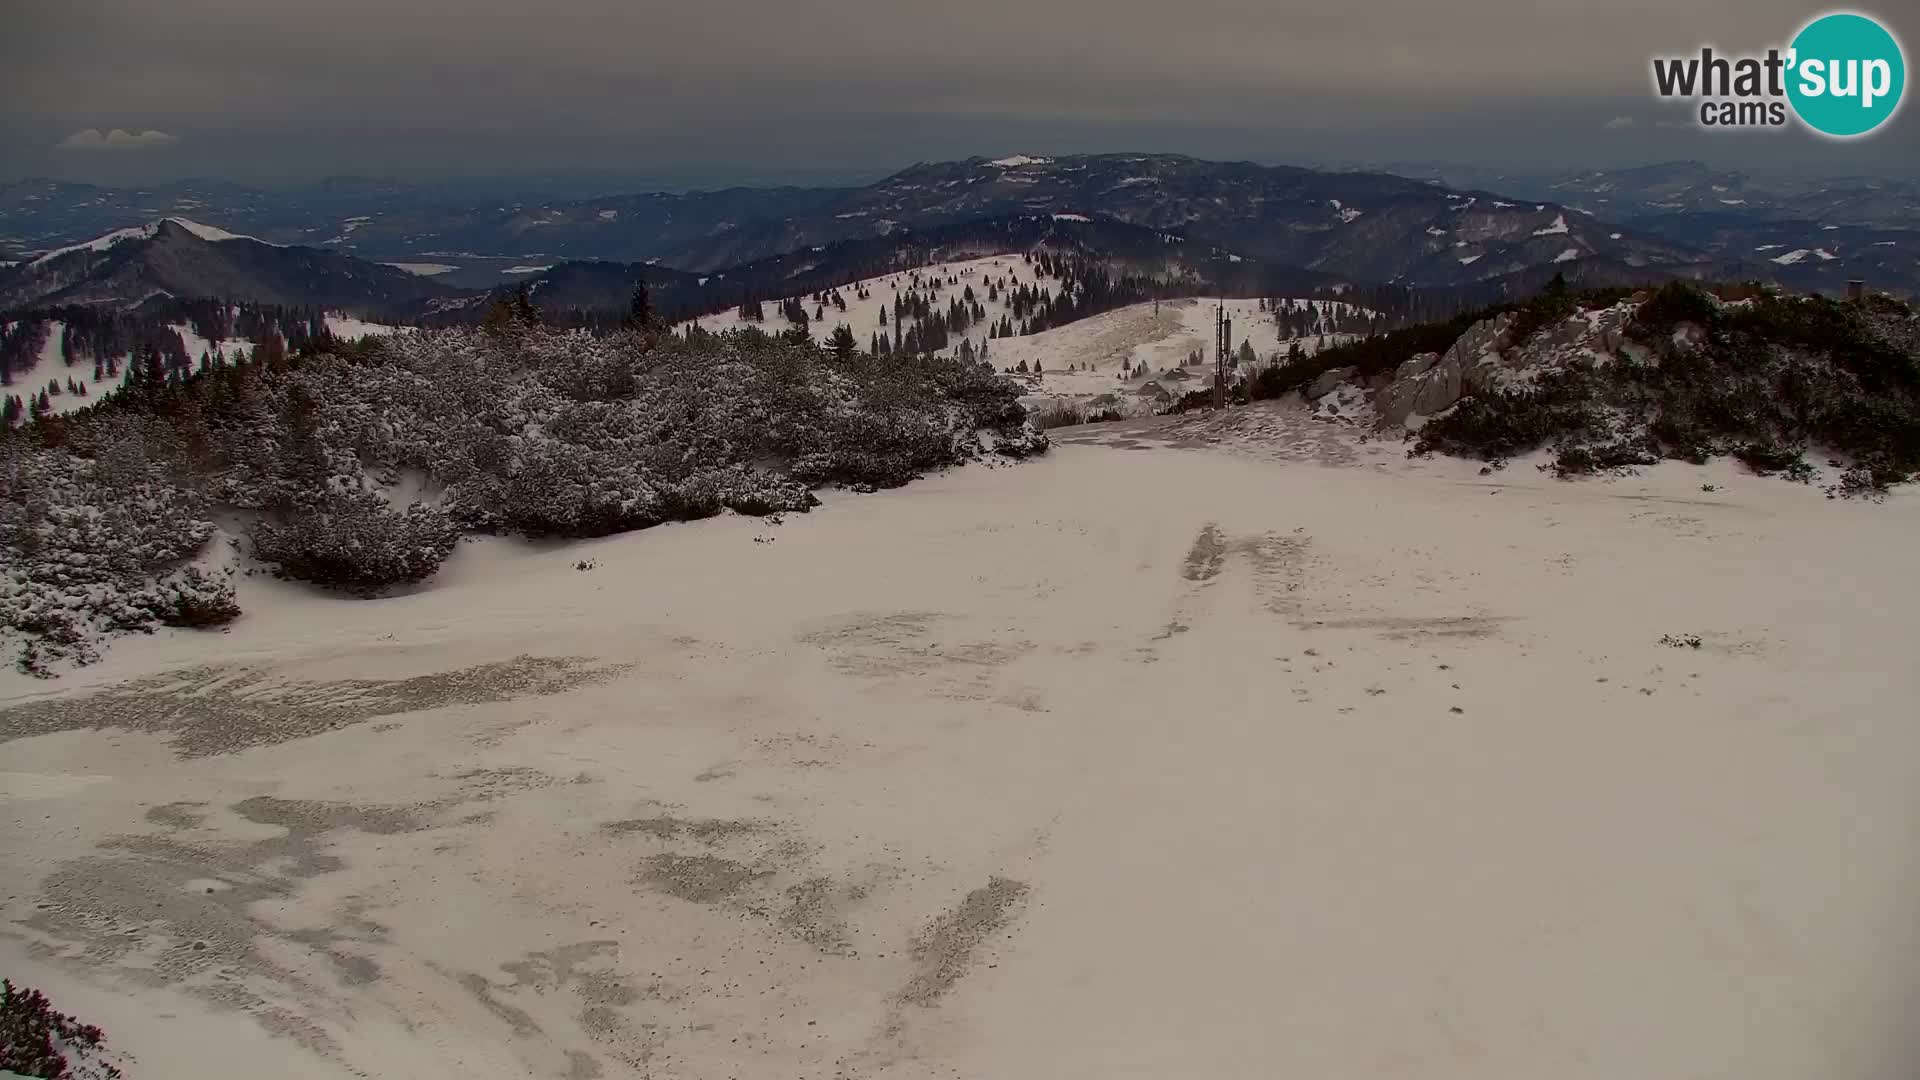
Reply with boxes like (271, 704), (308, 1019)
(3, 399), (1915, 1080)
(680, 255), (1370, 419)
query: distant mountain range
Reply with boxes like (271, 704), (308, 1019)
(2, 155), (1913, 317)
(0, 217), (460, 312)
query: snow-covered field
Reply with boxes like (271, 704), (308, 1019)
(4, 403), (1915, 1080)
(682, 256), (1366, 417)
(384, 263), (461, 277)
(992, 296), (1363, 414)
(325, 315), (405, 340)
(3, 322), (98, 416)
(681, 255), (1037, 349)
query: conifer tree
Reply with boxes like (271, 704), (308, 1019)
(828, 325), (858, 358)
(628, 281), (654, 328)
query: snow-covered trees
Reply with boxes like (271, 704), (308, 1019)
(0, 321), (1046, 670)
(0, 443), (234, 671)
(248, 492), (460, 594)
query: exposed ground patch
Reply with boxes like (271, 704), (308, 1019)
(600, 816), (766, 845)
(798, 611), (1034, 704)
(897, 876), (1031, 1008)
(19, 794), (431, 1057)
(0, 655), (629, 757)
(1182, 524), (1227, 582)
(637, 853), (772, 904)
(1296, 615), (1508, 641)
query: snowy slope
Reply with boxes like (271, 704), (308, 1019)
(29, 217), (269, 265)
(3, 323), (102, 417)
(681, 256), (1370, 418)
(681, 255), (1039, 352)
(5, 314), (408, 425)
(991, 297), (1367, 414)
(325, 315), (405, 340)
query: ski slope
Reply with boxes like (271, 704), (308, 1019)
(681, 255), (1039, 351)
(680, 257), (1365, 368)
(680, 255), (1373, 420)
(989, 297), (1368, 417)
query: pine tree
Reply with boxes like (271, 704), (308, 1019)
(512, 285), (541, 327)
(828, 324), (858, 358)
(628, 281), (654, 328)
(141, 343), (165, 389)
(483, 297), (518, 335)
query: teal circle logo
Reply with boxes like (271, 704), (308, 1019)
(1787, 12), (1906, 137)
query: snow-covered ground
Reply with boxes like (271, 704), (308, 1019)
(6, 315), (405, 422)
(991, 297), (1365, 415)
(2, 322), (98, 416)
(325, 315), (405, 340)
(682, 256), (1367, 417)
(29, 218), (267, 264)
(681, 255), (1039, 348)
(3, 404), (1915, 1080)
(384, 263), (461, 277)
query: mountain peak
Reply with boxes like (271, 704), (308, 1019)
(28, 216), (260, 266)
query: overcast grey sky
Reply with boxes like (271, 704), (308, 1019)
(4, 0), (1913, 186)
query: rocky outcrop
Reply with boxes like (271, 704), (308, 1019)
(1305, 365), (1358, 401)
(1376, 351), (1460, 424)
(1375, 314), (1515, 424)
(1374, 303), (1647, 426)
(1374, 311), (1517, 424)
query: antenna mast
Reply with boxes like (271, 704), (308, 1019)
(1214, 301), (1231, 409)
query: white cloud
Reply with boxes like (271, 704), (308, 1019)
(54, 128), (182, 152)
(1602, 115), (1635, 130)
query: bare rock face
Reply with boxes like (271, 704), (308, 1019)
(1373, 302), (1642, 427)
(1394, 353), (1441, 381)
(1470, 303), (1636, 394)
(1305, 365), (1359, 401)
(1375, 312), (1521, 425)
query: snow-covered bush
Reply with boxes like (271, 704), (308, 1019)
(248, 490), (460, 593)
(1, 978), (123, 1079)
(0, 321), (1045, 664)
(148, 566), (242, 627)
(1, 438), (223, 670)
(1413, 286), (1920, 481)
